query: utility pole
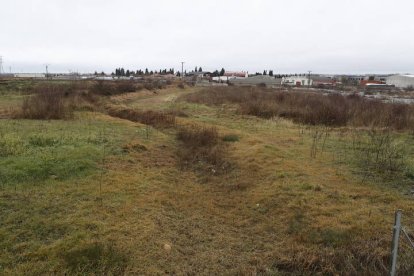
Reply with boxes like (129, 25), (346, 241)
(45, 64), (50, 79)
(390, 210), (402, 276)
(181, 61), (185, 79)
(308, 70), (312, 88)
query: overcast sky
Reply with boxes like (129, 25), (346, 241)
(1, 0), (413, 74)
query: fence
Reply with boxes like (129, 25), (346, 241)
(390, 210), (414, 275)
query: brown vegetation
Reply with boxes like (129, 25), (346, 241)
(4, 82), (414, 275)
(90, 80), (138, 95)
(183, 87), (414, 130)
(106, 105), (176, 128)
(176, 125), (230, 174)
(18, 84), (74, 119)
(16, 82), (102, 119)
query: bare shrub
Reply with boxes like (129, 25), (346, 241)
(17, 84), (74, 119)
(90, 80), (115, 95)
(90, 81), (137, 95)
(352, 129), (406, 179)
(182, 87), (414, 130)
(114, 81), (136, 93)
(143, 82), (155, 90)
(142, 80), (166, 91)
(106, 106), (175, 128)
(176, 125), (229, 173)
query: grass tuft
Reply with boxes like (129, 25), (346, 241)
(61, 242), (128, 275)
(176, 125), (230, 174)
(222, 134), (240, 142)
(106, 105), (176, 128)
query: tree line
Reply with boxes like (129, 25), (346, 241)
(107, 66), (310, 78)
(113, 68), (176, 77)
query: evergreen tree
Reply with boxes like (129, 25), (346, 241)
(269, 70), (273, 76)
(198, 67), (202, 72)
(145, 68), (149, 75)
(195, 66), (198, 72)
(263, 70), (267, 75)
(220, 68), (225, 76)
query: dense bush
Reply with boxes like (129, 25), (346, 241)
(18, 84), (73, 119)
(176, 125), (229, 173)
(90, 80), (138, 95)
(115, 81), (136, 93)
(106, 106), (175, 128)
(183, 87), (414, 130)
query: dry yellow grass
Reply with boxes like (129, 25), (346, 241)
(1, 86), (414, 274)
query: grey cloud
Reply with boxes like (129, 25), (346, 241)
(1, 0), (413, 74)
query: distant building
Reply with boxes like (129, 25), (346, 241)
(185, 71), (211, 83)
(365, 75), (389, 82)
(282, 76), (312, 86)
(95, 76), (115, 80)
(212, 76), (230, 82)
(365, 83), (395, 91)
(337, 75), (364, 85)
(229, 75), (281, 87)
(0, 73), (14, 79)
(312, 76), (337, 88)
(347, 75), (365, 82)
(386, 74), (414, 89)
(223, 71), (248, 78)
(186, 71), (211, 77)
(360, 80), (384, 86)
(14, 73), (46, 79)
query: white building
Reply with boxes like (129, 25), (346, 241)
(223, 71), (248, 78)
(230, 75), (281, 87)
(14, 73), (46, 79)
(212, 76), (230, 82)
(282, 76), (312, 86)
(386, 74), (414, 89)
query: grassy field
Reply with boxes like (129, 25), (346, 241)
(0, 82), (413, 275)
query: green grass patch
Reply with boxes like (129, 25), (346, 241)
(61, 242), (129, 275)
(222, 134), (240, 142)
(0, 116), (134, 188)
